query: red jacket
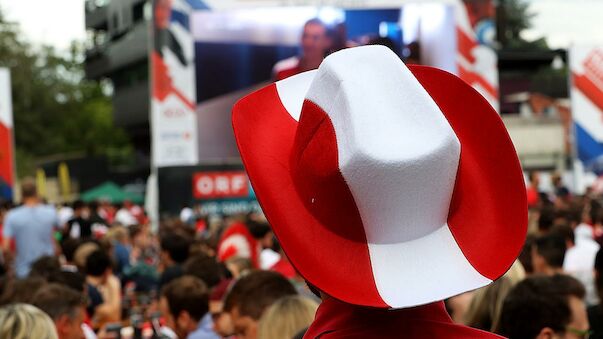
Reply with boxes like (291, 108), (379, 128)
(304, 296), (504, 338)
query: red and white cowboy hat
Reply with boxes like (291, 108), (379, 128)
(232, 46), (527, 309)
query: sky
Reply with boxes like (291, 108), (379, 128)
(0, 0), (601, 51)
(522, 0), (603, 49)
(0, 0), (85, 51)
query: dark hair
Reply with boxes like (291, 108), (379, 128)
(590, 200), (603, 225)
(48, 271), (86, 293)
(538, 206), (556, 233)
(551, 224), (574, 245)
(567, 202), (584, 226)
(518, 235), (536, 274)
(89, 200), (99, 211)
(29, 256), (61, 279)
(20, 179), (37, 199)
(223, 271), (297, 320)
(304, 18), (327, 29)
(85, 249), (112, 277)
(246, 220), (271, 240)
(32, 283), (86, 321)
(160, 233), (190, 264)
(61, 238), (81, 263)
(183, 254), (223, 289)
(534, 233), (567, 269)
(72, 200), (86, 211)
(0, 277), (47, 305)
(368, 36), (396, 53)
(161, 276), (209, 322)
(498, 274), (585, 338)
(129, 224), (143, 239)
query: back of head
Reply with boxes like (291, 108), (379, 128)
(106, 226), (128, 243)
(246, 220), (271, 240)
(183, 254), (223, 288)
(20, 178), (37, 200)
(161, 275), (209, 322)
(258, 296), (318, 339)
(224, 271), (297, 320)
(72, 200), (86, 211)
(498, 274), (585, 338)
(551, 224), (575, 245)
(161, 232), (191, 264)
(29, 256), (61, 279)
(538, 206), (556, 233)
(61, 238), (82, 264)
(534, 233), (567, 270)
(48, 271), (86, 293)
(464, 261), (526, 331)
(0, 277), (47, 305)
(74, 242), (100, 271)
(32, 283), (86, 321)
(0, 303), (58, 339)
(129, 224), (143, 237)
(85, 249), (112, 277)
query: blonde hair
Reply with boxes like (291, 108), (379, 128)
(0, 303), (59, 339)
(106, 226), (128, 242)
(73, 242), (100, 270)
(258, 296), (318, 339)
(464, 260), (526, 332)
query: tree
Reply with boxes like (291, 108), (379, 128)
(497, 0), (549, 51)
(0, 9), (132, 177)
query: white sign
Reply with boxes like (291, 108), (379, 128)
(151, 0), (199, 167)
(570, 46), (603, 165)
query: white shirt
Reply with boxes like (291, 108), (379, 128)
(564, 224), (600, 305)
(260, 248), (281, 270)
(115, 208), (137, 226)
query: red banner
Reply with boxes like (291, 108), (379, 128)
(193, 171), (249, 199)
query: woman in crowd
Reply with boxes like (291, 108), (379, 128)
(258, 295), (318, 339)
(0, 303), (58, 339)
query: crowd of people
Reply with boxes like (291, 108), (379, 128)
(0, 25), (599, 336)
(444, 171), (603, 338)
(0, 171), (602, 338)
(0, 179), (320, 339)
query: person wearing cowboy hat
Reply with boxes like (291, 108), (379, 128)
(232, 45), (527, 338)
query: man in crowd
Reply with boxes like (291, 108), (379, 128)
(272, 18), (331, 81)
(32, 283), (87, 339)
(498, 274), (589, 339)
(532, 233), (567, 275)
(159, 232), (190, 288)
(2, 179), (59, 278)
(554, 224), (600, 305)
(183, 254), (223, 291)
(64, 200), (92, 241)
(223, 271), (297, 339)
(160, 275), (218, 339)
(85, 249), (121, 326)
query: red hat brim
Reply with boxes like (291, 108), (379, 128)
(232, 65), (527, 308)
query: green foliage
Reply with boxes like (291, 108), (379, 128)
(497, 0), (550, 51)
(0, 9), (132, 177)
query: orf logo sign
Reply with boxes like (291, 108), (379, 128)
(193, 171), (249, 199)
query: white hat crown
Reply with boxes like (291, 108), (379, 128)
(298, 46), (461, 244)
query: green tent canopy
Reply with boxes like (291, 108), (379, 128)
(80, 182), (144, 204)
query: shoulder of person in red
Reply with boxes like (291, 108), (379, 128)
(304, 296), (503, 339)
